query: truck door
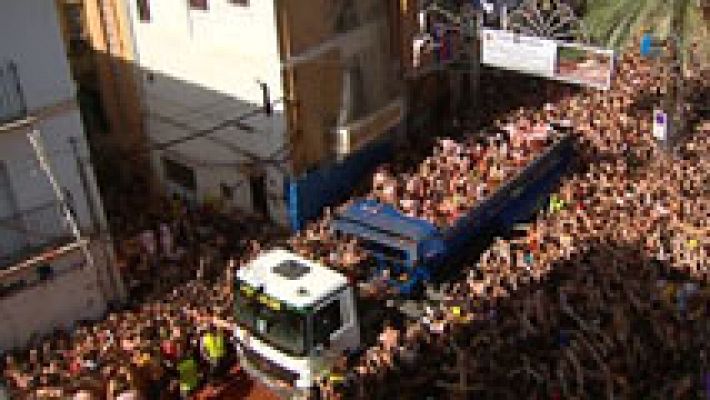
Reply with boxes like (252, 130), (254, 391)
(309, 289), (358, 378)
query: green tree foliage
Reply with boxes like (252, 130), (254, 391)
(583, 0), (708, 63)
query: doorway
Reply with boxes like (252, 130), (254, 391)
(249, 175), (268, 216)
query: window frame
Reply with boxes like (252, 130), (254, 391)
(162, 158), (196, 191)
(311, 297), (343, 347)
(136, 0), (151, 22)
(189, 0), (209, 11)
(234, 282), (308, 357)
(220, 183), (233, 200)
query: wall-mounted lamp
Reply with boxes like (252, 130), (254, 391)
(256, 80), (272, 116)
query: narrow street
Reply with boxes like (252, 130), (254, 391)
(194, 366), (281, 400)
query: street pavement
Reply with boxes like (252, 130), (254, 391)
(194, 365), (281, 400)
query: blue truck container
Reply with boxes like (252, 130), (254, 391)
(331, 132), (574, 294)
(284, 134), (395, 231)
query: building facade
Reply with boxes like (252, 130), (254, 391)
(0, 0), (123, 351)
(125, 0), (404, 227)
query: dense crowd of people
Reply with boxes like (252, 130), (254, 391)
(320, 47), (709, 398)
(2, 281), (237, 399)
(0, 196), (287, 398)
(287, 126), (561, 291)
(113, 196), (285, 304)
(1, 41), (708, 399)
(367, 125), (554, 228)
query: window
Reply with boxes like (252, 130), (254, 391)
(220, 183), (233, 200)
(313, 299), (342, 346)
(0, 163), (24, 267)
(163, 158), (196, 191)
(349, 60), (367, 120)
(335, 0), (358, 33)
(228, 0), (249, 6)
(235, 282), (307, 356)
(67, 7), (84, 40)
(189, 0), (208, 10)
(137, 0), (151, 22)
(249, 175), (268, 216)
(62, 188), (77, 225)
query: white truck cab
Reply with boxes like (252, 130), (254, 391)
(234, 249), (360, 398)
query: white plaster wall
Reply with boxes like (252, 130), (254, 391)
(0, 241), (108, 351)
(126, 0), (289, 224)
(0, 0), (96, 236)
(192, 164), (288, 223)
(264, 165), (288, 223)
(129, 0), (284, 107)
(0, 0), (76, 110)
(0, 113), (100, 238)
(0, 0), (119, 350)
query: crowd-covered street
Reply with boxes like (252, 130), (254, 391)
(1, 41), (708, 399)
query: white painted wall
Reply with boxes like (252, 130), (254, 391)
(126, 0), (289, 224)
(0, 242), (107, 351)
(0, 0), (118, 351)
(0, 0), (76, 111)
(0, 115), (102, 234)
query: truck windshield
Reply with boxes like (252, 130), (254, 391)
(235, 283), (307, 357)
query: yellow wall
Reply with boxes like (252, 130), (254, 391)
(277, 0), (403, 175)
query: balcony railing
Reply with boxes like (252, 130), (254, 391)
(0, 201), (74, 270)
(0, 61), (27, 125)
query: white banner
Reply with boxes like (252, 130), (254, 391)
(554, 42), (614, 90)
(653, 109), (668, 141)
(481, 28), (615, 90)
(481, 28), (557, 78)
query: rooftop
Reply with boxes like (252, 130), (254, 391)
(236, 249), (348, 310)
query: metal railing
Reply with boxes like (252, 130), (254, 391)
(0, 201), (74, 269)
(0, 61), (27, 125)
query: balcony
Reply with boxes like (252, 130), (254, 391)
(0, 201), (74, 271)
(0, 61), (27, 126)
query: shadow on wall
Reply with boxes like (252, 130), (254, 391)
(69, 46), (404, 233)
(70, 40), (597, 236)
(67, 47), (292, 229)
